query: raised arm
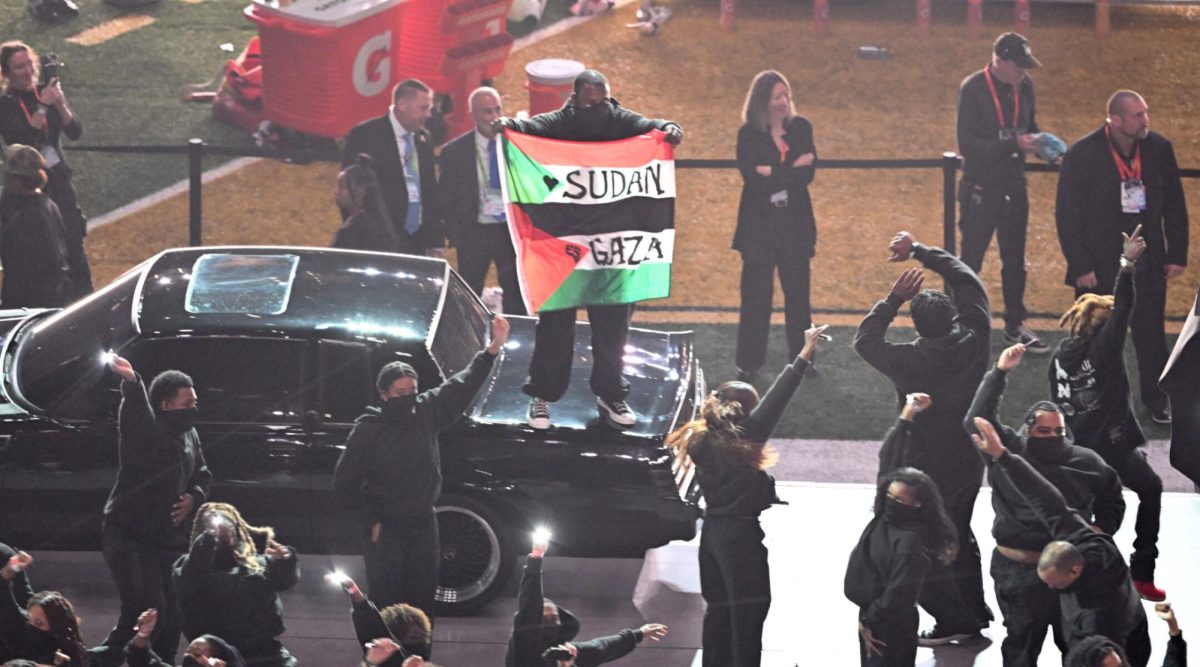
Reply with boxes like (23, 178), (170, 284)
(112, 355), (156, 450)
(422, 317), (507, 431)
(740, 325), (827, 441)
(508, 532), (549, 666)
(1088, 227), (1145, 366)
(964, 345), (1026, 453)
(878, 393), (928, 476)
(854, 265), (925, 379)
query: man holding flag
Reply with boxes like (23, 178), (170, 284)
(495, 69), (684, 430)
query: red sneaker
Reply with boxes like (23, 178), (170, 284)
(1133, 580), (1167, 602)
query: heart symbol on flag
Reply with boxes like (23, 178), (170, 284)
(543, 175), (560, 191)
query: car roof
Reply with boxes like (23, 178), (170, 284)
(134, 246), (452, 349)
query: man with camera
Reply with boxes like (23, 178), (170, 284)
(0, 41), (92, 300)
(91, 354), (213, 667)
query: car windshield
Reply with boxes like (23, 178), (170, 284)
(11, 263), (144, 418)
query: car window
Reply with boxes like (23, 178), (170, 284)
(430, 272), (490, 378)
(13, 265), (143, 419)
(185, 254), (299, 315)
(317, 340), (374, 423)
(127, 338), (305, 424)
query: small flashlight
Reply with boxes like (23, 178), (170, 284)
(817, 333), (833, 342)
(531, 526), (552, 543)
(100, 350), (115, 365)
(325, 570), (350, 586)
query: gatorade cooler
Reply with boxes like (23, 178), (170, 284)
(525, 59), (584, 116)
(245, 0), (408, 138)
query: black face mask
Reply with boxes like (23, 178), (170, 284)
(575, 100), (613, 136)
(25, 624), (59, 657)
(883, 497), (923, 528)
(159, 406), (199, 435)
(381, 395), (417, 424)
(1026, 436), (1069, 464)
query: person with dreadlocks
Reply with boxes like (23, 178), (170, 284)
(966, 343), (1125, 667)
(667, 324), (826, 667)
(1, 552), (90, 666)
(1050, 225), (1168, 603)
(173, 503), (299, 667)
(331, 153), (399, 253)
(844, 466), (959, 666)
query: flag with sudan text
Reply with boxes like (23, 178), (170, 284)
(499, 129), (675, 313)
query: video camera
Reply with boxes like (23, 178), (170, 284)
(38, 53), (63, 88)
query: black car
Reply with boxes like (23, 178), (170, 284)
(0, 247), (704, 613)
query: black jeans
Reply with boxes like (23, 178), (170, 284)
(455, 222), (527, 315)
(700, 517), (770, 667)
(991, 550), (1066, 667)
(523, 303), (632, 403)
(918, 482), (990, 628)
(93, 527), (181, 667)
(958, 180), (1028, 330)
(1077, 266), (1170, 413)
(1096, 445), (1162, 581)
(44, 166), (92, 300)
(735, 247), (812, 374)
(364, 513), (440, 617)
(857, 606), (918, 667)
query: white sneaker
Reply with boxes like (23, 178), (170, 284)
(596, 397), (637, 428)
(528, 398), (551, 430)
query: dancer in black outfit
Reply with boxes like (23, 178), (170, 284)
(667, 324), (826, 667)
(845, 466), (959, 666)
(1050, 225), (1167, 602)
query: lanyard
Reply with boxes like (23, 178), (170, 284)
(1105, 125), (1141, 181)
(983, 66), (1019, 130)
(15, 96), (47, 138)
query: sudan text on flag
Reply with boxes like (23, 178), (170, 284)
(499, 128), (675, 313)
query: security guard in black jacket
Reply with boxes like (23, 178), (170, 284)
(966, 344), (1125, 667)
(94, 355), (213, 667)
(334, 317), (509, 615)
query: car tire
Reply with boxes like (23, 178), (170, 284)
(435, 494), (513, 615)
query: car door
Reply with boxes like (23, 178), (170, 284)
(124, 336), (313, 546)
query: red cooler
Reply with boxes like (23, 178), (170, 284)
(525, 59), (584, 115)
(245, 0), (408, 138)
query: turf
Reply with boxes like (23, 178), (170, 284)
(681, 321), (1177, 441)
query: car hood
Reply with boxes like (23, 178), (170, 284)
(468, 316), (697, 438)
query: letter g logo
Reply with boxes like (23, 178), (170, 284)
(353, 31), (391, 98)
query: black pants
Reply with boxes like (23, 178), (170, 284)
(44, 166), (93, 300)
(1096, 445), (1162, 581)
(364, 513), (440, 616)
(523, 303), (632, 403)
(958, 181), (1028, 330)
(455, 222), (527, 315)
(735, 247), (811, 374)
(918, 482), (990, 627)
(857, 606), (918, 667)
(1077, 267), (1170, 413)
(93, 527), (181, 667)
(991, 549), (1066, 667)
(699, 517), (770, 667)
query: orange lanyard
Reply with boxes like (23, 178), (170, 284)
(1105, 125), (1141, 181)
(15, 95), (47, 138)
(983, 66), (1019, 130)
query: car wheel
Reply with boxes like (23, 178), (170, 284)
(435, 494), (513, 615)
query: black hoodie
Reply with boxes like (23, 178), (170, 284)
(334, 350), (496, 526)
(1050, 269), (1145, 453)
(843, 512), (931, 633)
(966, 366), (1126, 551)
(855, 243), (991, 493)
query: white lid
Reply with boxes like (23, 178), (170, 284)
(525, 59), (585, 86)
(250, 0), (406, 28)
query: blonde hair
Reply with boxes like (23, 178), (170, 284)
(1059, 293), (1114, 339)
(190, 502), (275, 573)
(667, 394), (778, 471)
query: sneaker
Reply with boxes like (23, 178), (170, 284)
(917, 625), (980, 647)
(1151, 406), (1172, 425)
(1133, 580), (1167, 602)
(527, 398), (551, 430)
(1004, 326), (1050, 354)
(596, 397), (637, 428)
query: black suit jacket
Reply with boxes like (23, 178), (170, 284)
(733, 116), (817, 256)
(438, 129), (488, 247)
(1055, 126), (1189, 286)
(343, 114), (442, 251)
